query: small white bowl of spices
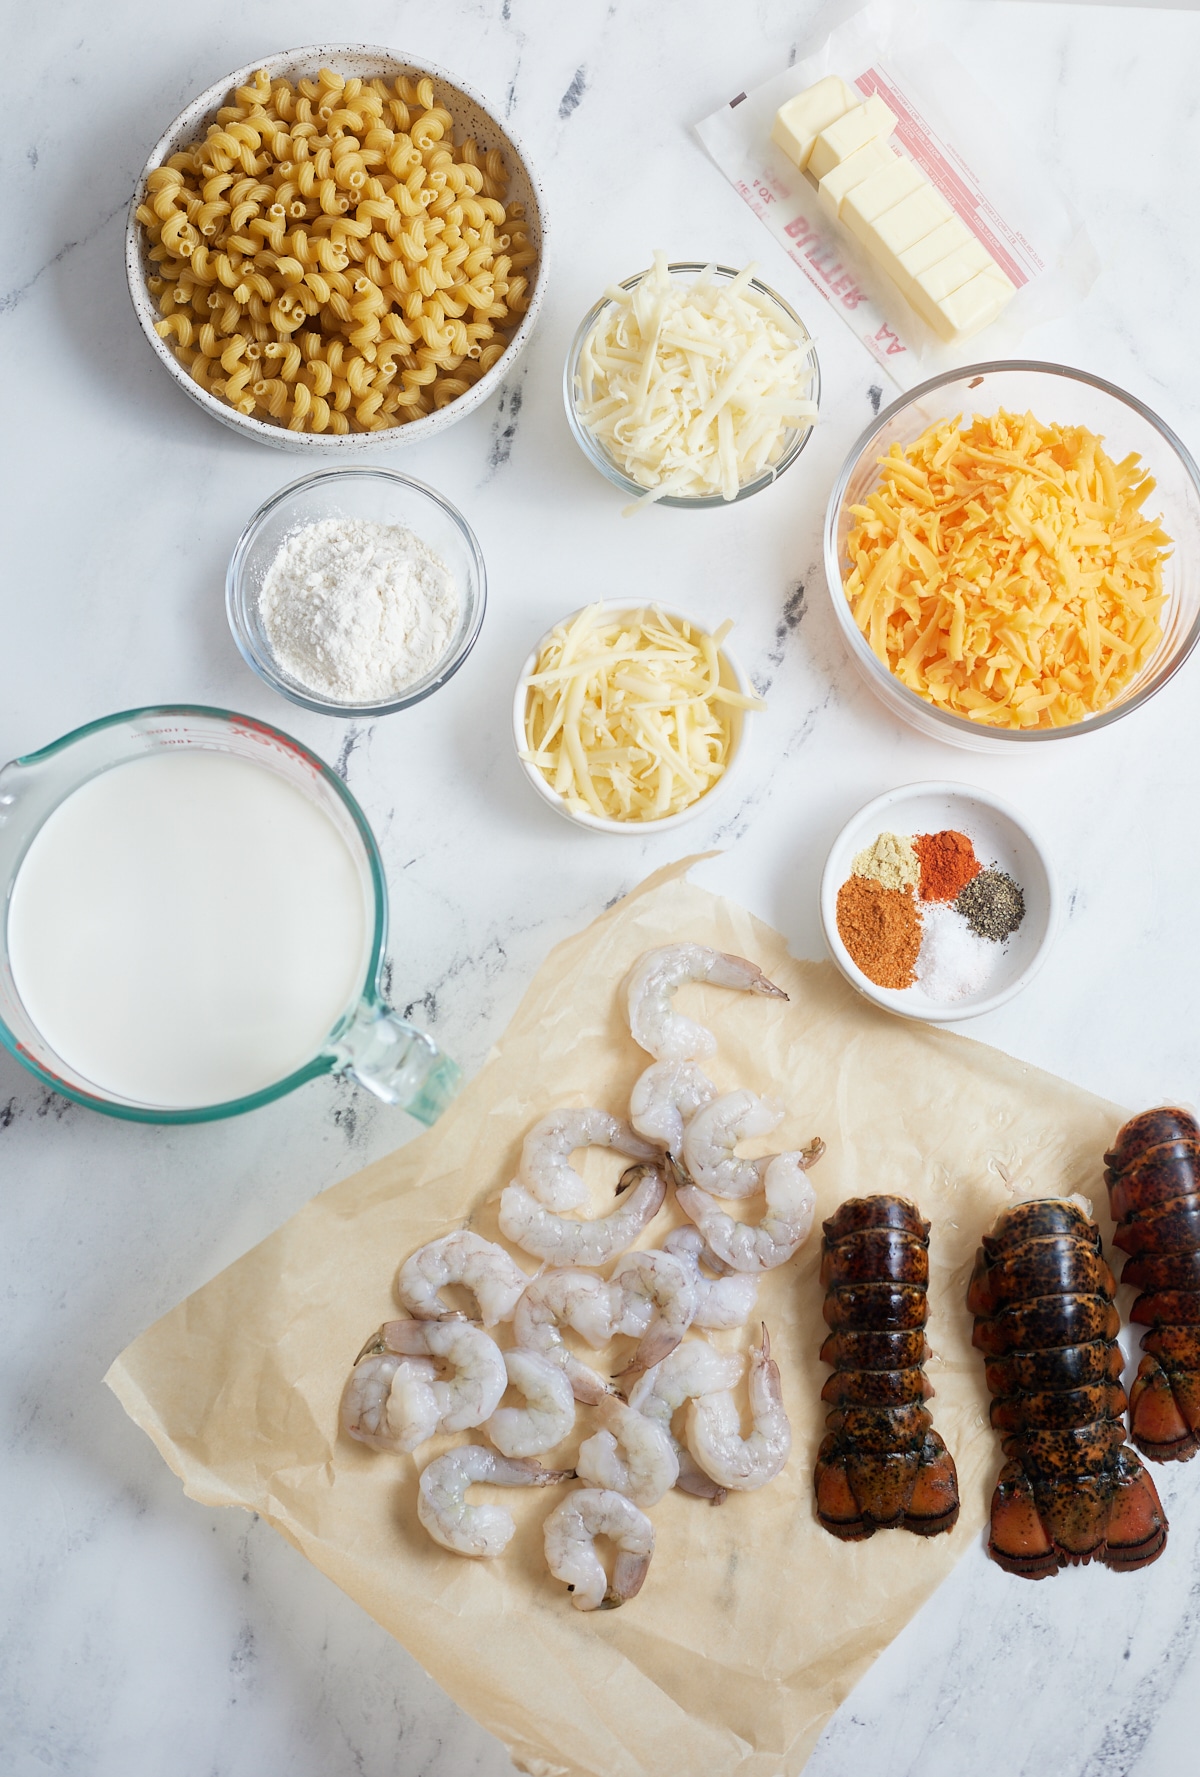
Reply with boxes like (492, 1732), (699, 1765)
(819, 782), (1057, 1022)
(227, 466), (486, 716)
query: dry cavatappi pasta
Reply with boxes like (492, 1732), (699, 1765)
(137, 67), (537, 433)
(844, 410), (1171, 729)
(520, 604), (765, 821)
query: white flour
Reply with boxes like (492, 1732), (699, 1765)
(259, 518), (461, 704)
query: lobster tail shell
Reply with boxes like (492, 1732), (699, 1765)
(1107, 1107), (1200, 1462)
(981, 1199), (1097, 1256)
(972, 1196), (1167, 1576)
(1104, 1107), (1200, 1172)
(815, 1195), (958, 1541)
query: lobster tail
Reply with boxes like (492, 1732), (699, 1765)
(972, 1197), (1168, 1578)
(814, 1195), (959, 1541)
(1107, 1107), (1200, 1462)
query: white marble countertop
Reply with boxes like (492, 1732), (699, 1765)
(5, 1), (1200, 1772)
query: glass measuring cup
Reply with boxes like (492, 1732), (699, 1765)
(0, 705), (460, 1125)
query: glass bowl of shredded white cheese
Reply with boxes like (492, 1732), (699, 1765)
(227, 467), (486, 716)
(564, 256), (820, 511)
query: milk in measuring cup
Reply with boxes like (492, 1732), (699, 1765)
(7, 751), (369, 1106)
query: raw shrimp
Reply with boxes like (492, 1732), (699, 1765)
(682, 1088), (785, 1198)
(575, 1396), (679, 1507)
(518, 1108), (659, 1212)
(627, 1339), (746, 1502)
(624, 944), (788, 1064)
(485, 1349), (576, 1458)
(629, 1060), (717, 1159)
(543, 1487), (655, 1610)
(511, 1270), (622, 1406)
(499, 1162), (667, 1268)
(686, 1325), (792, 1491)
(609, 1248), (698, 1376)
(677, 1143), (824, 1272)
(417, 1445), (572, 1557)
(396, 1231), (530, 1327)
(340, 1353), (440, 1453)
(360, 1319), (509, 1432)
(662, 1227), (760, 1330)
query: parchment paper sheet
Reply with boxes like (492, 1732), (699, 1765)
(107, 860), (1125, 1777)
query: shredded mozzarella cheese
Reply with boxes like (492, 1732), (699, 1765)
(844, 410), (1171, 729)
(520, 605), (765, 821)
(575, 254), (818, 508)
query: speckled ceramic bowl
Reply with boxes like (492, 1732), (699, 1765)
(126, 44), (547, 453)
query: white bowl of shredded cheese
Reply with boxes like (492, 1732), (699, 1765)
(513, 604), (762, 831)
(565, 259), (820, 511)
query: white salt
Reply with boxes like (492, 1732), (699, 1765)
(916, 902), (1000, 1002)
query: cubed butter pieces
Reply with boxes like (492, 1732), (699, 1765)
(864, 185), (955, 260)
(913, 238), (994, 304)
(932, 269), (1014, 341)
(840, 157), (926, 240)
(898, 218), (975, 280)
(807, 94), (898, 181)
(770, 76), (859, 171)
(816, 138), (898, 219)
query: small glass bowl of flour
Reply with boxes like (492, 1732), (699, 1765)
(227, 468), (486, 716)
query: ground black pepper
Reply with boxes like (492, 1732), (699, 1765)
(955, 869), (1025, 941)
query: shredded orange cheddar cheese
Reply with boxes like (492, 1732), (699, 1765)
(844, 409), (1171, 728)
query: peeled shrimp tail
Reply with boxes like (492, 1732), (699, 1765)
(510, 1270), (622, 1405)
(677, 1145), (821, 1272)
(681, 1088), (786, 1198)
(518, 1108), (660, 1211)
(418, 1446), (574, 1557)
(367, 1318), (509, 1432)
(395, 1230), (530, 1327)
(340, 1353), (440, 1453)
(625, 1338), (745, 1502)
(674, 1439), (729, 1504)
(499, 1162), (667, 1267)
(629, 1060), (717, 1158)
(543, 1487), (655, 1610)
(575, 1396), (680, 1507)
(686, 1324), (792, 1491)
(624, 944), (789, 1064)
(610, 1248), (698, 1379)
(485, 1349), (576, 1458)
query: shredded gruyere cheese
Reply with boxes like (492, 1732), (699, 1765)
(575, 253), (818, 508)
(844, 409), (1171, 729)
(520, 605), (765, 821)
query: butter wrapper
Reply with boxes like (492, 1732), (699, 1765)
(695, 0), (1098, 387)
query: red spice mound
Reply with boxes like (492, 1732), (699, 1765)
(836, 876), (921, 990)
(914, 829), (981, 902)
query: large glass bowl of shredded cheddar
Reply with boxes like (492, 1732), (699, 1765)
(824, 362), (1200, 751)
(565, 259), (820, 511)
(513, 604), (764, 830)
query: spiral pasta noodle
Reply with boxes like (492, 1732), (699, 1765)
(137, 68), (538, 433)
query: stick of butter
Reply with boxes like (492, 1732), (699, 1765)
(770, 76), (859, 171)
(817, 139), (899, 219)
(807, 95), (898, 182)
